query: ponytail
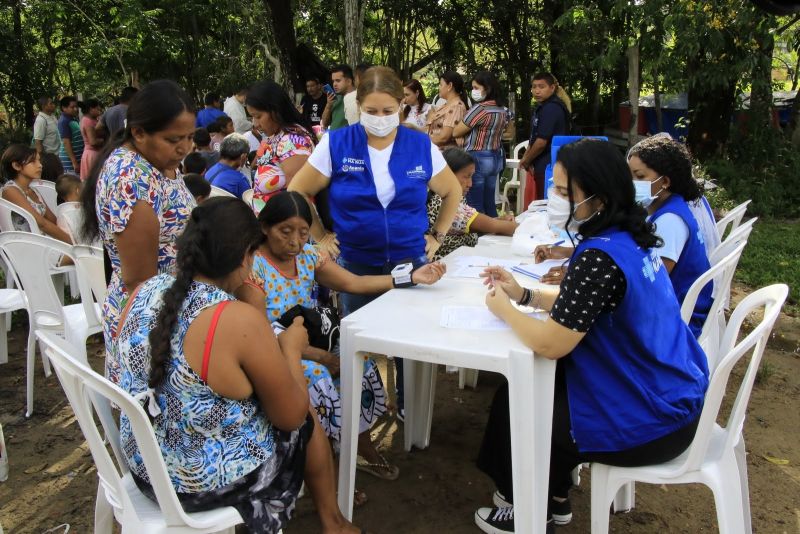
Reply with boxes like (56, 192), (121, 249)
(555, 86), (572, 114)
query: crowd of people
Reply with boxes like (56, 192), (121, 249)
(0, 60), (721, 534)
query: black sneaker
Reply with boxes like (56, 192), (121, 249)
(475, 506), (514, 534)
(492, 490), (512, 508)
(550, 497), (572, 526)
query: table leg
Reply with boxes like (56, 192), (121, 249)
(337, 327), (362, 520)
(508, 353), (556, 533)
(403, 358), (416, 452)
(414, 362), (437, 450)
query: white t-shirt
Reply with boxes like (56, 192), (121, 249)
(308, 132), (447, 209)
(344, 91), (360, 125)
(405, 103), (432, 129)
(224, 96), (252, 134)
(651, 212), (689, 262)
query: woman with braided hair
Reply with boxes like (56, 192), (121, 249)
(114, 197), (366, 534)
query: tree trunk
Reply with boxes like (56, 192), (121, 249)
(344, 0), (365, 66)
(686, 78), (737, 159)
(749, 26), (775, 130)
(627, 41), (640, 146)
(261, 0), (301, 94)
(12, 0), (34, 127)
(653, 66), (663, 133)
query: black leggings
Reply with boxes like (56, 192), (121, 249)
(477, 362), (700, 503)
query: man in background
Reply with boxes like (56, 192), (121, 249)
(57, 96), (83, 172)
(321, 64), (354, 130)
(300, 77), (328, 127)
(97, 86), (138, 139)
(196, 92), (227, 128)
(224, 86), (252, 134)
(32, 96), (60, 155)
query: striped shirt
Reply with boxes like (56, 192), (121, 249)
(462, 101), (510, 151)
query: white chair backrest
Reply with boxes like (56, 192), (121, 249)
(30, 181), (58, 213)
(680, 241), (746, 371)
(510, 141), (529, 183)
(54, 202), (96, 246)
(715, 200), (751, 240)
(711, 217), (756, 263)
(0, 198), (40, 234)
(242, 188), (254, 207)
(72, 245), (107, 305)
(673, 284), (787, 477)
(36, 330), (204, 528)
(0, 232), (100, 339)
(209, 186), (236, 198)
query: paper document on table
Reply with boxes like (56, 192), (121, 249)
(449, 256), (523, 278)
(511, 259), (569, 280)
(440, 305), (547, 330)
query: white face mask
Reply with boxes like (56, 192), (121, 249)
(547, 188), (597, 234)
(633, 175), (664, 208)
(360, 110), (399, 137)
(471, 89), (485, 102)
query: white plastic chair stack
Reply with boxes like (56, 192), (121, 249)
(590, 284), (788, 534)
(0, 286), (28, 366)
(36, 331), (244, 534)
(501, 140), (529, 214)
(715, 200), (751, 240)
(30, 181), (58, 214)
(209, 186), (236, 199)
(0, 232), (102, 416)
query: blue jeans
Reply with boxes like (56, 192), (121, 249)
(465, 149), (505, 217)
(337, 254), (429, 410)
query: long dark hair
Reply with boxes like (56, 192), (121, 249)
(403, 79), (427, 117)
(148, 197), (263, 388)
(472, 70), (503, 106)
(627, 136), (702, 202)
(440, 71), (468, 109)
(441, 147), (475, 174)
(0, 144), (37, 182)
(258, 191), (313, 228)
(79, 80), (195, 242)
(245, 80), (314, 137)
(556, 139), (662, 250)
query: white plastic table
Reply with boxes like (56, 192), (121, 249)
(337, 244), (556, 533)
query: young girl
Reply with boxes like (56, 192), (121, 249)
(236, 191), (446, 483)
(116, 197), (364, 534)
(0, 144), (72, 243)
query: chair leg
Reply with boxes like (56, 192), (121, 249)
(39, 339), (52, 378)
(26, 329), (35, 417)
(0, 314), (7, 365)
(590, 464), (616, 534)
(612, 481), (635, 513)
(708, 452), (747, 534)
(734, 436), (753, 534)
(94, 483), (114, 534)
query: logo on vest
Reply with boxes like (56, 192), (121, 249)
(641, 252), (663, 283)
(406, 165), (427, 179)
(340, 157), (365, 173)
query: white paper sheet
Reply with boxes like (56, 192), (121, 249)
(440, 305), (548, 330)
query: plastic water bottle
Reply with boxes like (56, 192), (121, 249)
(0, 423), (8, 482)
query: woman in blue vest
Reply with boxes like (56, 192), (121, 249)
(473, 139), (708, 534)
(628, 134), (717, 337)
(289, 66), (462, 419)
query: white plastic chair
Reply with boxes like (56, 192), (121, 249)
(501, 141), (529, 214)
(590, 284), (788, 534)
(36, 330), (244, 534)
(30, 181), (58, 213)
(209, 186), (236, 198)
(0, 232), (102, 416)
(0, 287), (28, 365)
(715, 200), (751, 240)
(72, 245), (108, 305)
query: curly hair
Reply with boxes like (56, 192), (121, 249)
(147, 197), (263, 388)
(627, 136), (702, 202)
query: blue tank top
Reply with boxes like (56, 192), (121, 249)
(565, 228), (708, 452)
(116, 274), (276, 493)
(327, 124), (432, 266)
(651, 194), (713, 337)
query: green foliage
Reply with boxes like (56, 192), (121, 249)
(702, 124), (800, 218)
(733, 218), (800, 314)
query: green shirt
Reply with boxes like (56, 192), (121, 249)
(329, 95), (348, 130)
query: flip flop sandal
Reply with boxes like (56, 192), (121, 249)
(356, 454), (400, 481)
(354, 488), (369, 508)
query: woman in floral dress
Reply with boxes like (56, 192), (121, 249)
(80, 80), (196, 383)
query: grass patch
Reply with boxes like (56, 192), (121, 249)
(734, 218), (799, 315)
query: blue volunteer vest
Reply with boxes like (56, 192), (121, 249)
(651, 194), (713, 337)
(328, 124), (432, 266)
(565, 228), (708, 453)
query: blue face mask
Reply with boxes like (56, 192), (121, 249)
(633, 175), (664, 208)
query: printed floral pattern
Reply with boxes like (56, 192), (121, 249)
(252, 128), (313, 213)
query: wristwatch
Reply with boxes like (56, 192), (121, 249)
(428, 229), (446, 244)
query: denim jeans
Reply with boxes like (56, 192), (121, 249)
(337, 254), (429, 410)
(466, 149), (505, 217)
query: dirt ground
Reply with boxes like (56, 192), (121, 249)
(1, 285), (799, 534)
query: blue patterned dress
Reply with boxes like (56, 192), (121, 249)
(116, 274), (310, 533)
(95, 147), (195, 383)
(249, 244), (387, 443)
